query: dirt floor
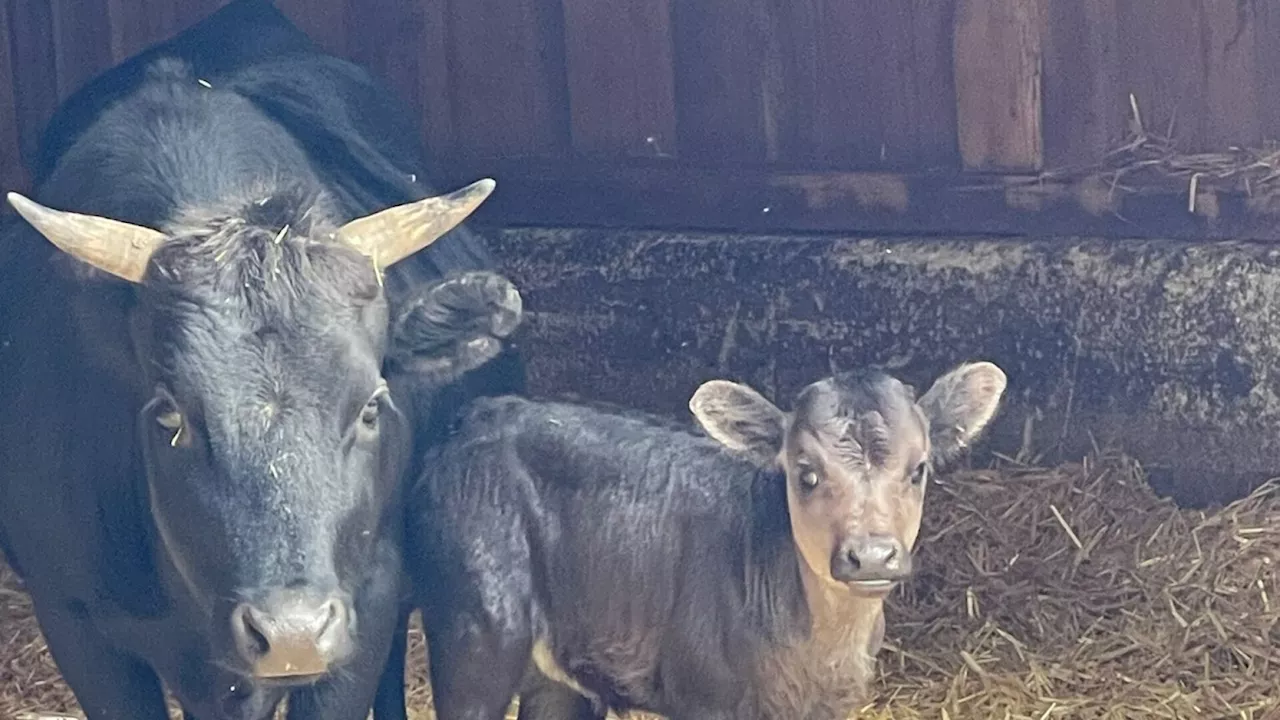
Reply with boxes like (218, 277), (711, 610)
(3, 451), (1279, 720)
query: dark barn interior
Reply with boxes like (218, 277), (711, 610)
(2, 0), (1280, 717)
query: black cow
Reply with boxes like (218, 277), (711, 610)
(0, 2), (523, 719)
(409, 362), (1007, 720)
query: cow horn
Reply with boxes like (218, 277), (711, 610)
(334, 178), (496, 269)
(7, 192), (167, 283)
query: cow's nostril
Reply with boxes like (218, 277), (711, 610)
(232, 604), (270, 660)
(317, 598), (344, 643)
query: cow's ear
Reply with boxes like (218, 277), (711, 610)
(387, 271), (522, 386)
(690, 380), (787, 464)
(917, 361), (1007, 467)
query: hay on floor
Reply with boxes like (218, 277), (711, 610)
(865, 451), (1280, 720)
(2, 451), (1278, 720)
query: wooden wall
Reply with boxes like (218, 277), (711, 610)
(5, 0), (1280, 238)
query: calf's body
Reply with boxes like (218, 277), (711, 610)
(410, 363), (1007, 720)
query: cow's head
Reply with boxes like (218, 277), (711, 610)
(689, 362), (1006, 596)
(7, 179), (521, 681)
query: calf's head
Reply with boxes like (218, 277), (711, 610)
(7, 180), (512, 680)
(690, 362), (1006, 596)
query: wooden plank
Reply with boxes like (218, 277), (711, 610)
(953, 0), (1045, 172)
(0, 0), (27, 191)
(670, 0), (770, 163)
(345, 0), (425, 124)
(174, 0), (233, 35)
(907, 1), (961, 170)
(7, 0), (58, 172)
(419, 0), (453, 159)
(1041, 0), (1123, 169)
(1201, 0), (1261, 149)
(807, 1), (958, 171)
(273, 0), (347, 57)
(438, 159), (1280, 244)
(106, 0), (179, 62)
(1255, 0), (1280, 145)
(561, 0), (677, 158)
(50, 0), (112, 101)
(1115, 0), (1207, 151)
(446, 0), (570, 158)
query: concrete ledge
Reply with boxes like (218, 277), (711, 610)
(491, 227), (1280, 507)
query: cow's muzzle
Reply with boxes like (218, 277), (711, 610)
(231, 588), (354, 680)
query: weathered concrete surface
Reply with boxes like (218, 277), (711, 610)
(489, 227), (1280, 507)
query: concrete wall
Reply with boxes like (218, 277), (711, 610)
(490, 227), (1280, 508)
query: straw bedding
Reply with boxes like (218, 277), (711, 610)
(2, 450), (1278, 720)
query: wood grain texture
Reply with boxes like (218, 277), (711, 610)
(440, 160), (1280, 244)
(174, 0), (232, 35)
(1042, 0), (1122, 168)
(50, 0), (112, 101)
(561, 0), (677, 158)
(953, 0), (1045, 172)
(446, 0), (570, 159)
(274, 0), (346, 56)
(1114, 0), (1207, 150)
(418, 0), (453, 159)
(345, 0), (427, 124)
(7, 0), (58, 171)
(106, 0), (179, 62)
(670, 0), (771, 163)
(1202, 0), (1260, 149)
(0, 0), (26, 190)
(808, 1), (958, 171)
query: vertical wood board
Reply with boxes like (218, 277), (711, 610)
(274, 0), (347, 57)
(561, 0), (677, 159)
(953, 0), (1045, 172)
(446, 0), (570, 159)
(7, 0), (58, 170)
(808, 1), (958, 170)
(0, 0), (26, 190)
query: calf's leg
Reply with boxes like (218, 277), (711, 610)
(370, 607), (411, 720)
(425, 604), (533, 720)
(516, 675), (604, 720)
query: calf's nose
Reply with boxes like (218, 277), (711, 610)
(231, 590), (353, 679)
(830, 535), (910, 584)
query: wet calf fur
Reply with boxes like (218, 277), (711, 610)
(409, 362), (1007, 720)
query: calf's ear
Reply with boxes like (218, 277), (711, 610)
(917, 361), (1007, 467)
(690, 380), (787, 464)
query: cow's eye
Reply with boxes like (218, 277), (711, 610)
(156, 408), (183, 430)
(799, 469), (821, 490)
(152, 395), (188, 448)
(910, 462), (929, 486)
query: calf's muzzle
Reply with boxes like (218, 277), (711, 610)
(830, 535), (911, 589)
(231, 589), (354, 679)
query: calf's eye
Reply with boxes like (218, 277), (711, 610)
(800, 469), (821, 490)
